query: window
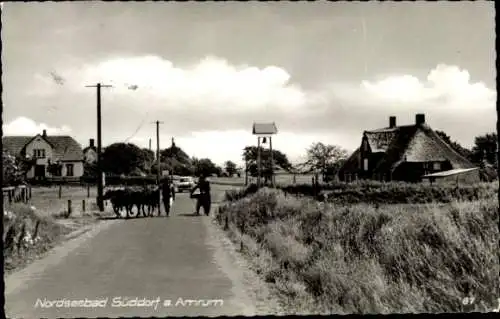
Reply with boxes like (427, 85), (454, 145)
(433, 162), (441, 170)
(363, 158), (369, 171)
(66, 164), (74, 177)
(33, 149), (46, 158)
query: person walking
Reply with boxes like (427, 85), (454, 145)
(190, 174), (211, 216)
(161, 177), (176, 217)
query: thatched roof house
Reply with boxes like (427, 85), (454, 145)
(338, 114), (479, 183)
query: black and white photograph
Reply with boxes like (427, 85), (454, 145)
(1, 1), (498, 317)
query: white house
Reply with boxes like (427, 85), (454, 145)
(2, 130), (85, 181)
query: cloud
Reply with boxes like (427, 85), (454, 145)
(68, 55), (312, 113)
(3, 117), (72, 136)
(19, 59), (496, 161)
(330, 64), (496, 111)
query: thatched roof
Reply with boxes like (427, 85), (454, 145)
(339, 121), (475, 176)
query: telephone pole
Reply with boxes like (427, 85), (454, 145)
(154, 121), (164, 212)
(85, 83), (112, 212)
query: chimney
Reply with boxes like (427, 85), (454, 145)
(42, 129), (47, 137)
(389, 116), (396, 128)
(415, 113), (425, 126)
(89, 139), (95, 147)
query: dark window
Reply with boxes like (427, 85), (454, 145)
(33, 149), (46, 158)
(66, 164), (74, 177)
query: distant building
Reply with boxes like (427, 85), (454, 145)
(83, 139), (97, 164)
(338, 114), (479, 183)
(2, 130), (84, 180)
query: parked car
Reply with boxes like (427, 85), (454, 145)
(173, 176), (195, 193)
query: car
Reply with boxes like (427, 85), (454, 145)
(174, 176), (196, 193)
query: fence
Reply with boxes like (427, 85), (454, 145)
(2, 185), (32, 207)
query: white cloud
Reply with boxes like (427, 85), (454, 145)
(64, 55), (311, 113)
(3, 117), (72, 136)
(333, 64), (496, 111)
(18, 60), (496, 162)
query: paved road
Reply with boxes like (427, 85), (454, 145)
(5, 185), (260, 318)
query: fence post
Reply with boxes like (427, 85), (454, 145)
(59, 185), (62, 199)
(8, 190), (12, 204)
(82, 199), (86, 212)
(67, 200), (72, 218)
(87, 184), (90, 198)
(29, 186), (32, 200)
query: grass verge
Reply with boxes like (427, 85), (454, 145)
(215, 187), (499, 314)
(3, 203), (99, 275)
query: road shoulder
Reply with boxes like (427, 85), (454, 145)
(4, 219), (120, 296)
(202, 210), (284, 316)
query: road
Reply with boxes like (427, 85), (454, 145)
(5, 184), (272, 318)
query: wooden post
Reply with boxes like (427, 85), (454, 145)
(67, 200), (72, 218)
(8, 190), (12, 204)
(257, 136), (261, 187)
(82, 199), (86, 212)
(269, 136), (274, 187)
(87, 184), (90, 198)
(29, 186), (32, 200)
(58, 184), (62, 198)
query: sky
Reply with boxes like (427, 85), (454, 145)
(1, 2), (496, 167)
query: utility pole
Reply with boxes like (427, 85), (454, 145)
(85, 82), (112, 212)
(154, 121), (164, 213)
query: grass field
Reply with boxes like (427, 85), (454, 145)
(215, 183), (500, 314)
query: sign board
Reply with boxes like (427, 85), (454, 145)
(162, 170), (169, 176)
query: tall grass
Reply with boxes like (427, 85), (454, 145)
(3, 204), (73, 274)
(215, 187), (499, 314)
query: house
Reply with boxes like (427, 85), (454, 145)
(338, 114), (479, 183)
(2, 130), (84, 181)
(83, 139), (97, 164)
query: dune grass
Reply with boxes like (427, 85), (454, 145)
(215, 186), (499, 314)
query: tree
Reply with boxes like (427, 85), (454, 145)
(3, 152), (21, 186)
(471, 133), (498, 168)
(435, 130), (473, 160)
(101, 143), (146, 175)
(140, 148), (155, 173)
(193, 158), (219, 177)
(160, 144), (194, 176)
(302, 142), (348, 182)
(224, 160), (238, 176)
(243, 146), (292, 184)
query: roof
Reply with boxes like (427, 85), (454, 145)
(2, 135), (84, 161)
(339, 121), (475, 176)
(252, 122), (277, 135)
(422, 168), (479, 178)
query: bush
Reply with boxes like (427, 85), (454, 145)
(3, 204), (72, 274)
(216, 187), (499, 313)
